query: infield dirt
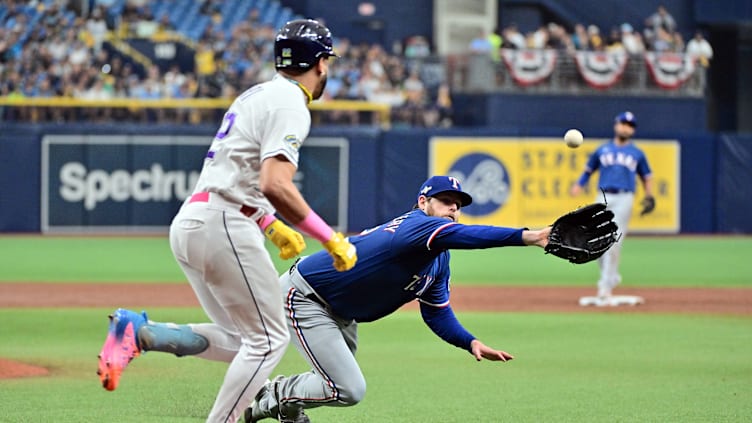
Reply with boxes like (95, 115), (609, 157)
(2, 283), (749, 379)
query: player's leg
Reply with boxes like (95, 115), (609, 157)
(597, 193), (633, 297)
(171, 206), (290, 423)
(248, 274), (366, 422)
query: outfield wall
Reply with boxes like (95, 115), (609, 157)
(0, 123), (747, 234)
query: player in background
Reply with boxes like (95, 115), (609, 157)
(96, 19), (357, 423)
(569, 111), (654, 305)
(245, 175), (552, 422)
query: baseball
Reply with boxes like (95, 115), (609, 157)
(564, 129), (584, 148)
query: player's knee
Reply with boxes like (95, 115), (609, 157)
(338, 378), (366, 406)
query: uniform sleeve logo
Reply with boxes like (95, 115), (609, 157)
(284, 134), (301, 151)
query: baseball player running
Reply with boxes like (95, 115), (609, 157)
(97, 19), (356, 423)
(570, 111), (654, 304)
(244, 176), (552, 422)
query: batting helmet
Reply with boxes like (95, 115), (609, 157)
(274, 19), (338, 70)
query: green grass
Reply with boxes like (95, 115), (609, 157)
(0, 235), (750, 286)
(0, 309), (750, 422)
(450, 236), (752, 286)
(0, 236), (750, 422)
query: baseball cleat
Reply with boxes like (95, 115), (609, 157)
(244, 377), (311, 423)
(97, 308), (148, 391)
(245, 379), (272, 423)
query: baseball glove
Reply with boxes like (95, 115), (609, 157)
(640, 196), (656, 216)
(545, 203), (619, 264)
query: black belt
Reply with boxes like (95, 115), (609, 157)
(602, 188), (632, 194)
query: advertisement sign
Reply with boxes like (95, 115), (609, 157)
(429, 137), (680, 233)
(41, 135), (348, 233)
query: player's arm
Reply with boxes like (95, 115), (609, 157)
(637, 156), (656, 216)
(427, 223), (527, 250)
(570, 150), (600, 196)
(640, 173), (654, 197)
(259, 155), (312, 223)
(260, 155), (356, 271)
(420, 303), (513, 362)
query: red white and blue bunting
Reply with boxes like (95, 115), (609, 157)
(574, 50), (629, 89)
(644, 52), (697, 89)
(501, 49), (557, 86)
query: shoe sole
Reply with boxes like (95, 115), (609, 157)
(97, 312), (141, 391)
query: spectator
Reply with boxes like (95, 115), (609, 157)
(686, 30), (713, 67)
(404, 35), (431, 59)
(528, 25), (549, 49)
(645, 5), (677, 35)
(606, 27), (624, 53)
(194, 40), (216, 76)
(571, 23), (589, 50)
(587, 24), (604, 51)
(620, 23), (645, 56)
(488, 28), (502, 61)
(671, 31), (685, 53)
(644, 5), (677, 46)
(468, 30), (491, 56)
(431, 82), (453, 128)
(152, 14), (176, 41)
(546, 23), (572, 51)
(40, 2), (66, 31)
(134, 7), (158, 38)
(502, 23), (526, 50)
(652, 26), (674, 52)
(86, 8), (108, 51)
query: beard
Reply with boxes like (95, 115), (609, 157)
(615, 130), (633, 141)
(312, 73), (328, 100)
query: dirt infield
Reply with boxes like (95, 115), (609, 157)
(1, 283), (750, 314)
(2, 283), (750, 379)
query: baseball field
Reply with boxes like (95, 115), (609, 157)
(0, 235), (750, 422)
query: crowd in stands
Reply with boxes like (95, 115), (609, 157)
(1, 1), (712, 126)
(470, 4), (713, 65)
(0, 0), (453, 127)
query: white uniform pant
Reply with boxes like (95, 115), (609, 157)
(597, 192), (634, 296)
(169, 196), (289, 423)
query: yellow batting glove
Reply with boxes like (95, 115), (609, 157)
(322, 232), (357, 272)
(264, 220), (306, 260)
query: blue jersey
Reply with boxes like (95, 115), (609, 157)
(296, 209), (525, 322)
(579, 140), (652, 192)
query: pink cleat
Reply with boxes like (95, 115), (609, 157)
(97, 308), (147, 391)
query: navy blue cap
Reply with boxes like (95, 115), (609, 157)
(615, 111), (637, 127)
(417, 176), (473, 207)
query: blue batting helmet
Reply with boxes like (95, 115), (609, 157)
(274, 19), (338, 70)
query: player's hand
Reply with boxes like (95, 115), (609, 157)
(264, 219), (306, 259)
(323, 232), (357, 272)
(470, 339), (514, 362)
(640, 195), (656, 216)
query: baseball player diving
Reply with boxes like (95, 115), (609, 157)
(96, 19), (356, 423)
(570, 111), (655, 305)
(242, 175), (555, 422)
